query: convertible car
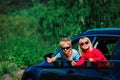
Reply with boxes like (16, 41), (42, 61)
(21, 28), (120, 80)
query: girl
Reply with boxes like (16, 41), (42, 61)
(71, 37), (107, 67)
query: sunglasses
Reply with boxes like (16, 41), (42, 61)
(62, 46), (71, 50)
(80, 41), (89, 46)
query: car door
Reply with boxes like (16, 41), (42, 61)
(110, 38), (120, 80)
(93, 36), (120, 80)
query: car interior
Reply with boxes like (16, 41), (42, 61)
(95, 37), (119, 60)
(113, 38), (120, 59)
(96, 40), (111, 60)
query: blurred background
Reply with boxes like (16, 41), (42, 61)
(0, 0), (120, 79)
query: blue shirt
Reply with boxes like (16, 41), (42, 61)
(55, 49), (80, 61)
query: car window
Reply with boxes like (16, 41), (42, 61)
(94, 36), (119, 60)
(113, 38), (120, 59)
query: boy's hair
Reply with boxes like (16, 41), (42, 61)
(59, 38), (71, 47)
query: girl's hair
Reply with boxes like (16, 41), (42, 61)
(59, 38), (72, 47)
(78, 37), (93, 56)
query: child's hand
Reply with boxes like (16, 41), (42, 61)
(46, 57), (52, 63)
(88, 58), (94, 62)
(71, 61), (76, 66)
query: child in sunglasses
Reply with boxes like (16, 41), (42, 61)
(71, 37), (107, 67)
(46, 38), (80, 63)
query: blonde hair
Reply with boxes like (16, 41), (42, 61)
(59, 38), (72, 47)
(78, 37), (93, 56)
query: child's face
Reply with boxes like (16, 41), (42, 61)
(61, 43), (71, 55)
(80, 39), (90, 50)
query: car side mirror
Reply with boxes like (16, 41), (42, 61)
(44, 53), (53, 61)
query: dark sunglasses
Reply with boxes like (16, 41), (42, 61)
(80, 41), (89, 46)
(62, 46), (71, 50)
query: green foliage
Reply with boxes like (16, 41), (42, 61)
(0, 61), (18, 80)
(1, 36), (53, 66)
(0, 15), (38, 38)
(0, 62), (10, 75)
